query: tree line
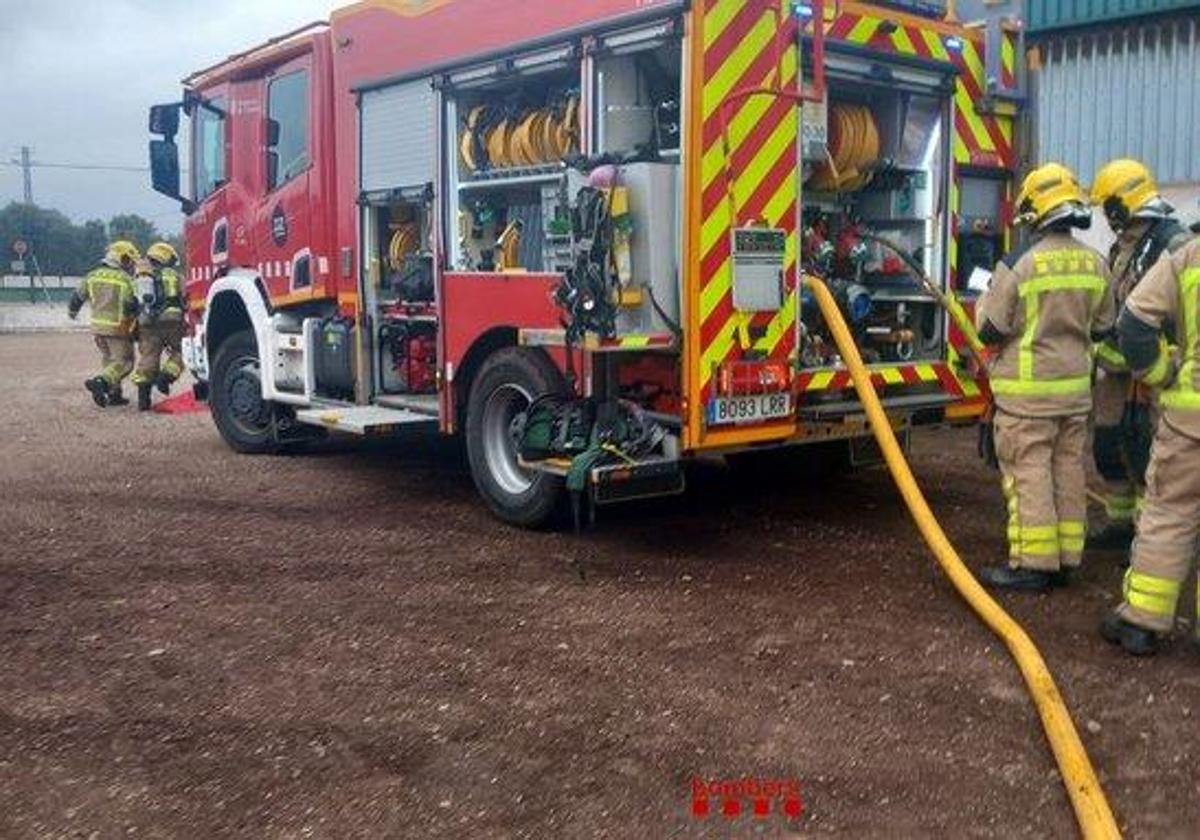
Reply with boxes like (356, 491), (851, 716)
(1, 202), (184, 276)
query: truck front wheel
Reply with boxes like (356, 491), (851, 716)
(209, 328), (278, 454)
(466, 347), (565, 527)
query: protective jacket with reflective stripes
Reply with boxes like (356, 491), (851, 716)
(72, 266), (136, 337)
(1124, 236), (1200, 441)
(977, 232), (1117, 418)
(1096, 217), (1191, 373)
(154, 267), (184, 322)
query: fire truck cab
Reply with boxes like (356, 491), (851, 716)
(149, 0), (1022, 526)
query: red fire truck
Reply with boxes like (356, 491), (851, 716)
(148, 0), (1022, 526)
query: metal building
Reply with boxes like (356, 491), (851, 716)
(1033, 10), (1200, 186)
(1001, 0), (1200, 245)
(1026, 0), (1200, 32)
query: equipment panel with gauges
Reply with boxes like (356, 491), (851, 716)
(732, 228), (787, 312)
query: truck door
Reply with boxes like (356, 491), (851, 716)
(684, 0), (804, 450)
(255, 55), (315, 303)
(183, 84), (231, 296)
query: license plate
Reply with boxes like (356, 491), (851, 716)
(707, 393), (793, 426)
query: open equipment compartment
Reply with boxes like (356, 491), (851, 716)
(445, 46), (583, 275)
(357, 75), (441, 412)
(362, 189), (438, 403)
(800, 48), (954, 370)
(590, 23), (685, 341)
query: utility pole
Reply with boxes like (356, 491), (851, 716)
(20, 146), (33, 204)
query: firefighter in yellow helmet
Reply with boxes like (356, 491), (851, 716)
(68, 241), (140, 407)
(130, 242), (187, 411)
(1085, 160), (1192, 555)
(1101, 230), (1200, 655)
(974, 163), (1117, 591)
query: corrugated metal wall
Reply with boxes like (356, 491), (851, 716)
(1036, 15), (1200, 184)
(1027, 0), (1200, 32)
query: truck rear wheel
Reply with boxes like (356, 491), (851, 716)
(209, 328), (278, 454)
(466, 347), (565, 527)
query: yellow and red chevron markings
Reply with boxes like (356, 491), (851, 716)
(696, 0), (801, 406)
(690, 2), (1012, 438)
(824, 10), (1015, 167)
(795, 361), (966, 396)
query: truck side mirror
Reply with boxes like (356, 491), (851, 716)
(266, 118), (281, 149)
(149, 139), (196, 214)
(149, 103), (181, 138)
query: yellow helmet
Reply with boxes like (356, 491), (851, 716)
(104, 240), (141, 270)
(1015, 163), (1090, 230)
(1090, 159), (1164, 230)
(147, 241), (179, 267)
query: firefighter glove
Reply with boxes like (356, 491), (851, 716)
(977, 405), (999, 470)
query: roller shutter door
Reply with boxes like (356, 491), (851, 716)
(361, 79), (435, 192)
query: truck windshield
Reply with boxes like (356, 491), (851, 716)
(193, 97), (227, 201)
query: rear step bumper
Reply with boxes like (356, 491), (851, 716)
(295, 405), (436, 435)
(798, 392), (956, 420)
(520, 455), (686, 505)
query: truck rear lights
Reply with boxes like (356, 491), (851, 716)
(718, 361), (792, 397)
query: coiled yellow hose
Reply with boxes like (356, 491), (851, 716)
(809, 103), (880, 191)
(803, 274), (1120, 839)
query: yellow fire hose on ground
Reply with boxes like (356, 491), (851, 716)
(803, 274), (1120, 839)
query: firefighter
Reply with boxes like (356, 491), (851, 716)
(975, 163), (1117, 591)
(1100, 233), (1200, 655)
(67, 241), (140, 407)
(131, 241), (186, 411)
(1086, 159), (1192, 553)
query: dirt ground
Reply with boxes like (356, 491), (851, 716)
(1, 331), (1198, 839)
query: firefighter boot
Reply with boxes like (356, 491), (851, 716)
(155, 372), (172, 396)
(84, 377), (108, 408)
(978, 565), (1057, 593)
(1100, 612), (1160, 657)
(137, 383), (153, 412)
(107, 383), (130, 407)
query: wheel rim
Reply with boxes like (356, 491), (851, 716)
(223, 353), (270, 437)
(482, 382), (535, 496)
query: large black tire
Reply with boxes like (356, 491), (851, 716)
(209, 328), (278, 454)
(465, 347), (566, 528)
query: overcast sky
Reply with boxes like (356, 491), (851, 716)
(0, 0), (341, 234)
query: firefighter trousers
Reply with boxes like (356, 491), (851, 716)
(132, 321), (184, 386)
(995, 410), (1088, 571)
(94, 335), (134, 389)
(1090, 369), (1140, 525)
(1117, 421), (1200, 633)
